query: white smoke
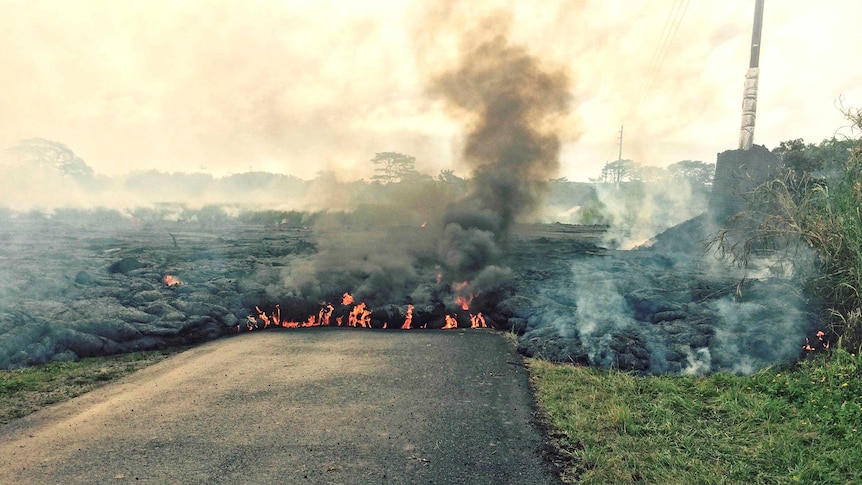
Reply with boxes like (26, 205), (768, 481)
(592, 177), (708, 249)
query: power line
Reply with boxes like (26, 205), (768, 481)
(627, 0), (690, 122)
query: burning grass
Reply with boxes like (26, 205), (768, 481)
(529, 347), (862, 484)
(0, 348), (184, 425)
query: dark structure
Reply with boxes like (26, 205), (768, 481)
(708, 144), (779, 222)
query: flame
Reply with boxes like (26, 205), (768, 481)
(164, 275), (181, 286)
(348, 302), (371, 328)
(240, 291), (492, 334)
(243, 304), (337, 331)
(455, 296), (471, 311)
(401, 304), (414, 329)
(803, 329), (830, 351)
(470, 312), (486, 328)
(453, 280), (475, 310)
(421, 221), (427, 228)
(317, 305), (334, 327)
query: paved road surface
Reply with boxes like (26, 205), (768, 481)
(0, 329), (560, 484)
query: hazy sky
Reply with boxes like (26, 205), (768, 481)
(2, 0), (860, 181)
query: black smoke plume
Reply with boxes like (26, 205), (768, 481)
(269, 19), (573, 308)
(431, 26), (572, 291)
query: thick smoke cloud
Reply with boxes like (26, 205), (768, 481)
(269, 13), (573, 307)
(432, 34), (570, 231)
(429, 18), (572, 291)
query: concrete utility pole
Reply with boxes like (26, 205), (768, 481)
(738, 0), (765, 150)
(711, 0), (778, 223)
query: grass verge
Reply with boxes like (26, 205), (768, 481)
(0, 348), (185, 426)
(529, 348), (862, 484)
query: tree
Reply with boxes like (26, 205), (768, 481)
(436, 169), (465, 185)
(6, 137), (95, 180)
(370, 152), (416, 184)
(632, 165), (666, 183)
(773, 137), (856, 177)
(666, 160), (714, 187)
(592, 159), (639, 184)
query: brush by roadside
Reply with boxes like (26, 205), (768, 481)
(529, 348), (862, 484)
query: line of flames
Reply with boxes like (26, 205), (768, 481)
(239, 293), (487, 333)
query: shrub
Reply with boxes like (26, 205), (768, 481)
(711, 109), (862, 351)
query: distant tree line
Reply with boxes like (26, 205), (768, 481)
(591, 159), (715, 189)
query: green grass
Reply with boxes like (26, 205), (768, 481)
(0, 349), (184, 425)
(529, 348), (862, 484)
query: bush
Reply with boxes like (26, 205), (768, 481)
(711, 109), (862, 350)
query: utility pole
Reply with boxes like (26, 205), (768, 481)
(739, 0), (765, 150)
(711, 0), (777, 223)
(616, 125), (624, 184)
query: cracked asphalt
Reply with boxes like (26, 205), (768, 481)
(0, 329), (560, 484)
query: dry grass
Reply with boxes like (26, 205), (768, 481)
(0, 349), (184, 425)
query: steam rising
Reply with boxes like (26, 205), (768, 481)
(595, 177), (708, 249)
(517, 216), (816, 375)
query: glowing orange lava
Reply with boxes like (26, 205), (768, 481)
(240, 291), (491, 333)
(803, 329), (830, 351)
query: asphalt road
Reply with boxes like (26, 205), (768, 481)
(0, 329), (561, 484)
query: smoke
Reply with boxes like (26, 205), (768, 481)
(518, 215), (816, 375)
(592, 177), (709, 249)
(705, 284), (811, 375)
(265, 12), (574, 309)
(429, 16), (572, 289)
(0, 139), (418, 215)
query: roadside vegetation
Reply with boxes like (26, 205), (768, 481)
(0, 349), (183, 425)
(532, 110), (862, 483)
(530, 347), (862, 484)
(712, 108), (862, 351)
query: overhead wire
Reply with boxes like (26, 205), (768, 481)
(627, 0), (690, 123)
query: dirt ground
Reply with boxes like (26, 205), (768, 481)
(0, 328), (560, 484)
